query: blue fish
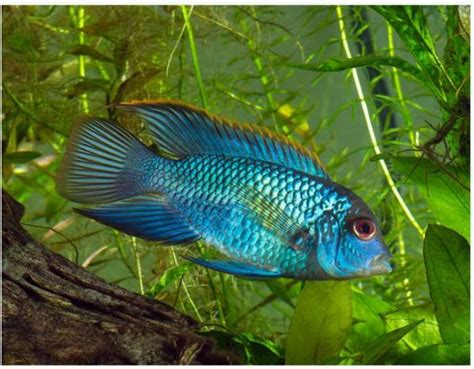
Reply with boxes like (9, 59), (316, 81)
(57, 100), (392, 280)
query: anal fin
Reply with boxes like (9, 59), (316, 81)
(75, 194), (200, 244)
(185, 256), (282, 279)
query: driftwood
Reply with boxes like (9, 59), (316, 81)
(2, 190), (237, 364)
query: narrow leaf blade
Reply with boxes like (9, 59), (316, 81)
(288, 55), (423, 81)
(363, 320), (423, 364)
(3, 151), (41, 164)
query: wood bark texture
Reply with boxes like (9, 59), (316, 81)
(2, 190), (237, 364)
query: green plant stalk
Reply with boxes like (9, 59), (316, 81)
(195, 241), (227, 326)
(94, 60), (110, 82)
(166, 15), (188, 77)
(180, 5), (227, 326)
(181, 5), (208, 109)
(170, 248), (204, 322)
(336, 6), (424, 238)
(131, 236), (145, 295)
(3, 83), (63, 135)
(114, 232), (139, 279)
(243, 7), (281, 131)
(396, 230), (414, 306)
(387, 23), (415, 305)
(387, 25), (416, 148)
(194, 10), (249, 41)
(75, 7), (90, 113)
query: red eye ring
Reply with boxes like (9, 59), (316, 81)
(352, 218), (376, 241)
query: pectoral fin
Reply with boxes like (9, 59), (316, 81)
(231, 186), (311, 250)
(185, 256), (282, 279)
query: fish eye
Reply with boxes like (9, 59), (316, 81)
(352, 218), (376, 241)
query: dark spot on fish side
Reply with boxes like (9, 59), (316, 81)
(289, 227), (310, 251)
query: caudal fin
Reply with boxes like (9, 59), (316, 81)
(56, 118), (155, 204)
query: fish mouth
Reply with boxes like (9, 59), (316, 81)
(367, 250), (393, 275)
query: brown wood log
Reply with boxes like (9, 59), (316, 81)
(2, 190), (238, 364)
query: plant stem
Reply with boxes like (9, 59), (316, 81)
(166, 13), (188, 77)
(181, 5), (208, 109)
(196, 242), (227, 326)
(336, 6), (424, 239)
(170, 248), (204, 322)
(180, 5), (227, 326)
(386, 23), (415, 305)
(397, 232), (414, 306)
(243, 7), (281, 130)
(131, 236), (145, 295)
(3, 83), (63, 135)
(77, 7), (89, 113)
(387, 24), (417, 148)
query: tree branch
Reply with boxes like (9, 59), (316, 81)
(2, 190), (238, 365)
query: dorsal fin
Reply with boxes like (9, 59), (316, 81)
(118, 99), (328, 178)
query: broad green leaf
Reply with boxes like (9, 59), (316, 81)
(265, 279), (295, 308)
(391, 156), (469, 240)
(285, 281), (352, 364)
(145, 263), (193, 298)
(288, 56), (423, 81)
(346, 290), (395, 353)
(363, 320), (423, 364)
(396, 343), (470, 365)
(383, 305), (442, 351)
(3, 151), (41, 164)
(424, 224), (470, 344)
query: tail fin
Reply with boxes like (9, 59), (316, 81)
(56, 118), (155, 204)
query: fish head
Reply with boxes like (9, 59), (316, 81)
(336, 217), (392, 278)
(316, 186), (393, 279)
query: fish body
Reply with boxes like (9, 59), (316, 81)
(57, 100), (392, 280)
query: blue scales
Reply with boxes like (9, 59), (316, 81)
(57, 99), (392, 280)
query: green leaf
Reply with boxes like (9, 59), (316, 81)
(396, 343), (470, 365)
(67, 78), (110, 98)
(68, 44), (114, 63)
(424, 224), (470, 344)
(391, 156), (470, 240)
(3, 151), (41, 164)
(200, 330), (284, 365)
(372, 6), (452, 107)
(369, 152), (392, 162)
(145, 263), (193, 298)
(347, 290), (395, 353)
(383, 305), (442, 351)
(264, 279), (295, 308)
(285, 281), (352, 364)
(5, 33), (34, 54)
(237, 332), (284, 365)
(288, 56), (423, 81)
(363, 320), (423, 364)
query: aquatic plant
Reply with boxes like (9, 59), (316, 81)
(2, 5), (469, 364)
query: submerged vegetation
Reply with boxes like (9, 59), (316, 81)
(2, 5), (470, 365)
